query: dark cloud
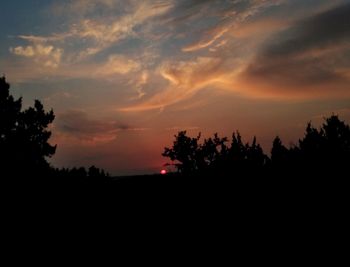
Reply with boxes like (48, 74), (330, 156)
(263, 3), (350, 57)
(55, 110), (129, 142)
(245, 56), (347, 88)
(241, 3), (350, 95)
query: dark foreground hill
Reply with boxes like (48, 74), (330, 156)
(12, 170), (343, 206)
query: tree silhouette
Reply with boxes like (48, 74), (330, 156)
(0, 77), (56, 178)
(298, 115), (350, 172)
(162, 131), (201, 174)
(198, 133), (228, 172)
(271, 136), (289, 167)
(228, 132), (246, 166)
(245, 136), (266, 169)
(163, 130), (267, 176)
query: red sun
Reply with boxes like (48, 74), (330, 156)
(160, 169), (167, 175)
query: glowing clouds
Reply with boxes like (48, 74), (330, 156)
(121, 57), (224, 111)
(6, 0), (350, 104)
(10, 44), (63, 68)
(10, 46), (35, 57)
(96, 55), (141, 76)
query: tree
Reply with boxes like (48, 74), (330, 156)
(162, 131), (201, 174)
(0, 77), (56, 178)
(199, 133), (228, 171)
(245, 136), (266, 168)
(322, 115), (350, 162)
(298, 115), (350, 171)
(271, 136), (289, 166)
(270, 115), (350, 174)
(229, 131), (246, 163)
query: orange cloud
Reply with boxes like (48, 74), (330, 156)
(120, 57), (224, 111)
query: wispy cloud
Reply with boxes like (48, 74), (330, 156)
(182, 27), (229, 52)
(7, 0), (350, 111)
(11, 0), (174, 66)
(120, 0), (292, 111)
(179, 0), (284, 53)
(131, 71), (149, 99)
(121, 56), (224, 111)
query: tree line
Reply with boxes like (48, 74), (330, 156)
(163, 117), (350, 177)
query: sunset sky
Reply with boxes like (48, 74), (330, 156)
(1, 0), (349, 175)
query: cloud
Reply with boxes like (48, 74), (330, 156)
(8, 0), (171, 83)
(8, 0), (350, 110)
(60, 1), (173, 59)
(11, 0), (174, 67)
(239, 3), (350, 98)
(179, 0), (284, 52)
(263, 3), (350, 57)
(121, 57), (224, 111)
(118, 0), (288, 111)
(231, 18), (290, 39)
(10, 46), (35, 57)
(96, 55), (141, 76)
(76, 1), (173, 58)
(182, 27), (229, 52)
(10, 44), (63, 68)
(122, 1), (350, 112)
(55, 110), (130, 144)
(133, 71), (149, 99)
(3, 53), (142, 82)
(119, 0), (289, 112)
(9, 0), (281, 81)
(17, 33), (72, 43)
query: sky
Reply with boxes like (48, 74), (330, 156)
(1, 0), (350, 175)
